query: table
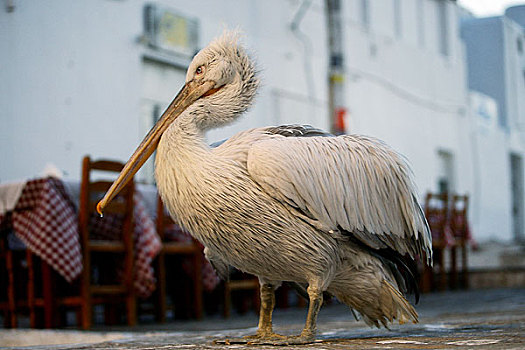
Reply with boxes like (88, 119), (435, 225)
(0, 176), (161, 298)
(1, 176), (220, 296)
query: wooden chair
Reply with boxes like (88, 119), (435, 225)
(23, 251), (56, 328)
(449, 194), (469, 289)
(223, 271), (260, 318)
(1, 220), (53, 328)
(421, 192), (450, 292)
(155, 196), (203, 321)
(57, 156), (136, 329)
(275, 283), (307, 309)
(0, 248), (49, 328)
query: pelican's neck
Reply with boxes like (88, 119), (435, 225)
(158, 114), (209, 158)
(154, 113), (222, 230)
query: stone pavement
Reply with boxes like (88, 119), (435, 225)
(1, 288), (524, 349)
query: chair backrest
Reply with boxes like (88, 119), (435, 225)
(79, 156), (135, 243)
(450, 194), (469, 240)
(424, 192), (449, 244)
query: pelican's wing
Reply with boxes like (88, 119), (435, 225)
(212, 125), (330, 165)
(246, 128), (432, 264)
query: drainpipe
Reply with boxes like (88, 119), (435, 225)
(326, 0), (347, 134)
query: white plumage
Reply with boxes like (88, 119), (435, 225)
(98, 32), (432, 345)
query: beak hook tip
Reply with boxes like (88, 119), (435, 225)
(96, 202), (104, 217)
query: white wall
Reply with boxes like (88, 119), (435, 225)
(0, 1), (143, 181)
(1, 0), (517, 242)
(468, 91), (513, 241)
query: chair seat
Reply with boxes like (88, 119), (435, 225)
(226, 279), (259, 290)
(90, 285), (128, 295)
(162, 242), (200, 254)
(88, 240), (126, 252)
(223, 273), (260, 318)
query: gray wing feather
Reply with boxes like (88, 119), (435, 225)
(264, 124), (332, 137)
(211, 125), (330, 167)
(246, 131), (432, 264)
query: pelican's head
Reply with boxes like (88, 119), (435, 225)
(182, 31), (259, 130)
(96, 31), (258, 215)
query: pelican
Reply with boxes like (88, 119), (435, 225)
(98, 32), (432, 345)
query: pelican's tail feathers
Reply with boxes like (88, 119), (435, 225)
(329, 269), (418, 329)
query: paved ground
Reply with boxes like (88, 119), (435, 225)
(1, 288), (524, 349)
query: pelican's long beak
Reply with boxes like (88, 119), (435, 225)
(96, 80), (216, 215)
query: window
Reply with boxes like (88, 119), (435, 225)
(437, 150), (455, 194)
(437, 0), (449, 56)
(417, 0), (425, 47)
(361, 0), (370, 30)
(394, 0), (402, 38)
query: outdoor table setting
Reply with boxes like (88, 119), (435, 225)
(0, 174), (219, 327)
(0, 176), (161, 296)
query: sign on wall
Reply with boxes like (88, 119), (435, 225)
(144, 3), (199, 57)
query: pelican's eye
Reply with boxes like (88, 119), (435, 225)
(195, 65), (205, 76)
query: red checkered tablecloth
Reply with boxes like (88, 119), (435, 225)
(427, 211), (456, 247)
(12, 178), (83, 282)
(5, 177), (162, 298)
(426, 212), (475, 248)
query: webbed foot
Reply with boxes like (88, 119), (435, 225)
(214, 332), (285, 345)
(247, 333), (317, 345)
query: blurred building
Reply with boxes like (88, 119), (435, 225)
(0, 0), (523, 243)
(461, 5), (525, 242)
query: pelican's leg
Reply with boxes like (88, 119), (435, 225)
(295, 284), (323, 343)
(252, 283), (323, 345)
(256, 283), (277, 335)
(217, 280), (283, 345)
(245, 281), (285, 341)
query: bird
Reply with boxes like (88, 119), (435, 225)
(97, 31), (432, 345)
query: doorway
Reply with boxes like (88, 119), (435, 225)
(437, 150), (455, 194)
(510, 153), (524, 242)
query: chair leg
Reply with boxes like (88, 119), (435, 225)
(126, 292), (137, 326)
(420, 263), (432, 293)
(193, 252), (203, 319)
(461, 243), (468, 289)
(155, 253), (167, 323)
(450, 247), (458, 290)
(76, 305), (83, 328)
(277, 284), (290, 309)
(223, 282), (231, 318)
(124, 226), (136, 327)
(253, 283), (260, 315)
(6, 249), (17, 328)
(105, 304), (118, 325)
(81, 271), (92, 329)
(42, 262), (55, 328)
(438, 249), (446, 291)
(26, 251), (36, 328)
(81, 299), (91, 329)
